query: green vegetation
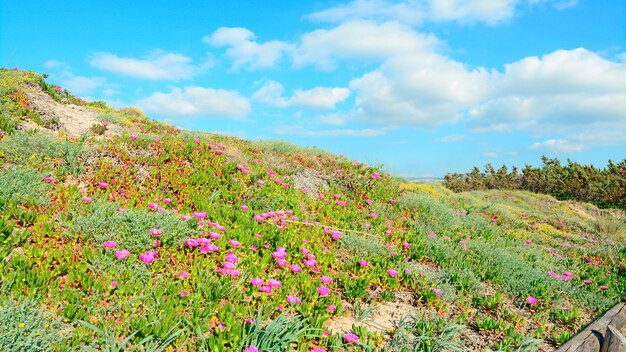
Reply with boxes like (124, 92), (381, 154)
(444, 156), (626, 209)
(0, 68), (624, 351)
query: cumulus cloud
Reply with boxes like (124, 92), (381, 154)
(293, 20), (440, 70)
(90, 51), (210, 80)
(252, 80), (351, 110)
(349, 53), (490, 127)
(204, 27), (292, 69)
(468, 48), (626, 132)
(308, 0), (579, 26)
(273, 125), (385, 137)
(138, 87), (250, 118)
(529, 139), (584, 153)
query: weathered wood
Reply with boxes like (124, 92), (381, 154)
(556, 302), (626, 352)
(601, 325), (626, 352)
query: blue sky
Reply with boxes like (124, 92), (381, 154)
(2, 0), (625, 177)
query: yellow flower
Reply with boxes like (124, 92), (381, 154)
(18, 323), (25, 328)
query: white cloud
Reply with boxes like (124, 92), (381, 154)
(349, 53), (490, 127)
(436, 134), (467, 142)
(308, 0), (580, 26)
(483, 151), (498, 157)
(252, 80), (351, 110)
(468, 48), (626, 133)
(90, 51), (210, 80)
(61, 75), (106, 95)
(316, 114), (347, 125)
(43, 59), (71, 70)
(293, 20), (440, 70)
(205, 27), (292, 69)
(530, 139), (584, 153)
(138, 87), (250, 118)
(274, 125), (385, 137)
(307, 0), (427, 25)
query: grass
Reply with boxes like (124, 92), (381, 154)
(0, 68), (624, 351)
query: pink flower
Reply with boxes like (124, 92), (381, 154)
(244, 346), (259, 352)
(81, 197), (92, 203)
(272, 251), (287, 260)
(225, 252), (238, 263)
(525, 296), (538, 305)
(193, 212), (207, 220)
(139, 251), (156, 264)
(179, 271), (190, 279)
(320, 276), (333, 284)
(259, 286), (272, 294)
(257, 180), (265, 186)
(229, 239), (241, 247)
(309, 348), (327, 352)
(403, 242), (411, 249)
(180, 290), (189, 297)
(194, 137), (201, 143)
(290, 265), (302, 273)
(150, 228), (161, 237)
(358, 260), (369, 267)
(431, 288), (442, 296)
(180, 215), (192, 221)
(149, 202), (158, 210)
(98, 182), (109, 189)
(103, 241), (116, 249)
(276, 259), (288, 267)
(584, 279), (592, 285)
(318, 286), (330, 297)
(130, 135), (137, 140)
(268, 279), (282, 289)
(42, 177), (54, 183)
(369, 213), (378, 219)
(344, 333), (360, 344)
(600, 285), (608, 291)
(185, 239), (199, 248)
(250, 278), (264, 287)
(115, 249), (130, 260)
(163, 198), (171, 204)
(209, 232), (221, 240)
(327, 304), (336, 312)
(241, 205), (248, 211)
(154, 138), (161, 143)
(387, 269), (399, 277)
(110, 281), (118, 288)
(286, 295), (302, 304)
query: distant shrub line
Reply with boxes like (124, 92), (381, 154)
(443, 156), (626, 209)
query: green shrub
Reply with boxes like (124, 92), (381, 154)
(0, 168), (51, 206)
(0, 299), (66, 351)
(0, 130), (62, 166)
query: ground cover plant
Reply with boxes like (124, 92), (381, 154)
(0, 68), (624, 351)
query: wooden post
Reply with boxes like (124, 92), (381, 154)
(601, 325), (626, 352)
(556, 302), (626, 352)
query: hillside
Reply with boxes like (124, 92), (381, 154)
(0, 68), (625, 351)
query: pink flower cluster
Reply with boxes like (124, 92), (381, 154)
(548, 270), (574, 281)
(324, 228), (342, 241)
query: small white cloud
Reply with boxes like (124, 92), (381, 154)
(436, 134), (467, 142)
(138, 86), (250, 119)
(90, 50), (210, 80)
(273, 125), (384, 137)
(316, 114), (346, 125)
(43, 59), (70, 70)
(102, 88), (120, 96)
(429, 0), (518, 25)
(252, 80), (351, 110)
(61, 75), (106, 95)
(205, 27), (292, 69)
(530, 139), (584, 153)
(552, 0), (578, 10)
(483, 151), (498, 157)
(307, 0), (426, 25)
